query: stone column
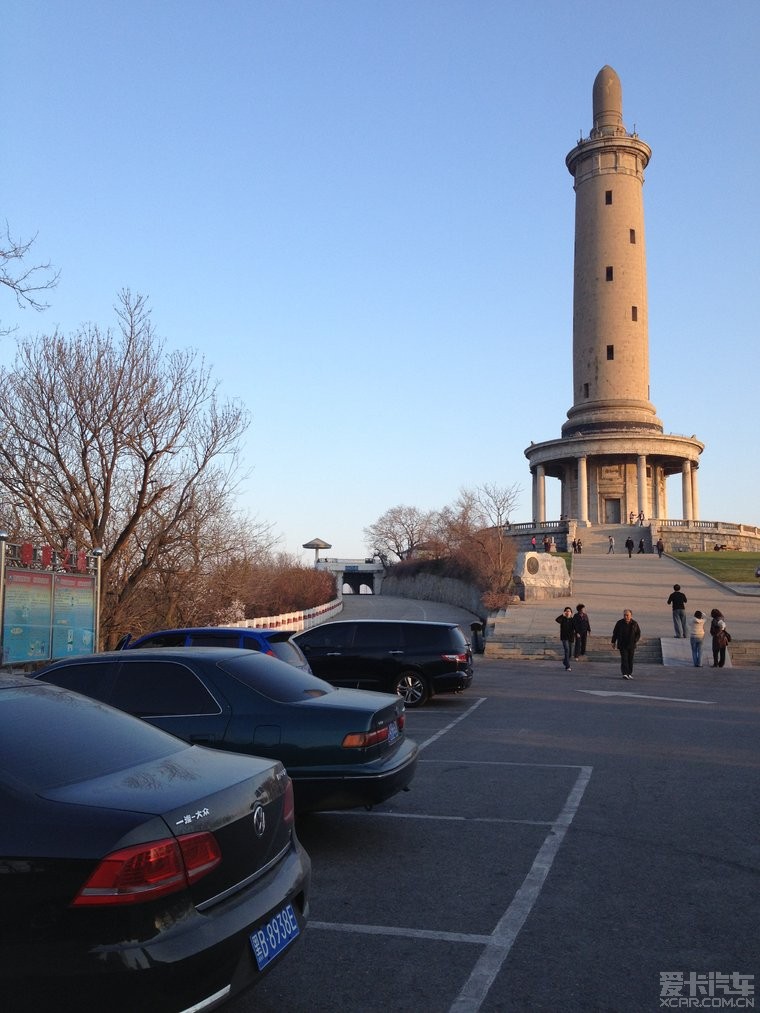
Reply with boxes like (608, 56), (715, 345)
(577, 455), (589, 524)
(690, 467), (699, 521)
(637, 455), (649, 518)
(681, 461), (693, 520)
(536, 465), (546, 523)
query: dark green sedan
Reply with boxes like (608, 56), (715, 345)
(33, 647), (418, 813)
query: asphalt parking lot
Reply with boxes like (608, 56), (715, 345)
(229, 653), (760, 1013)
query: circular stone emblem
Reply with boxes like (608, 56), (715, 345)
(527, 556), (539, 574)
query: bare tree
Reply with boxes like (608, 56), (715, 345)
(0, 290), (251, 646)
(364, 504), (436, 562)
(0, 223), (59, 334)
(435, 483), (521, 593)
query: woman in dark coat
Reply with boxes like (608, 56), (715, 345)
(710, 608), (728, 668)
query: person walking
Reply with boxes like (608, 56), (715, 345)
(573, 604), (591, 660)
(607, 535), (615, 554)
(576, 537), (583, 554)
(637, 539), (645, 554)
(667, 584), (688, 638)
(611, 609), (641, 679)
(689, 610), (706, 668)
(625, 536), (634, 558)
(555, 607), (576, 671)
(531, 535), (537, 551)
(709, 608), (730, 668)
(656, 538), (664, 558)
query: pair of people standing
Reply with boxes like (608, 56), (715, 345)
(556, 604), (592, 670)
(684, 607), (731, 668)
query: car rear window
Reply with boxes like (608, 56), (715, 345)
(189, 633), (243, 648)
(0, 684), (181, 790)
(134, 632), (188, 647)
(267, 640), (308, 666)
(219, 654), (333, 702)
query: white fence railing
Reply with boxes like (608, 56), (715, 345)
(231, 597), (343, 633)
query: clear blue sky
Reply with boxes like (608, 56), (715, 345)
(3, 1), (758, 559)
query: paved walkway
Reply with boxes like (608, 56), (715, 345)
(500, 551), (760, 647)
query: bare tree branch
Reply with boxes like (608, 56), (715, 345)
(0, 222), (59, 333)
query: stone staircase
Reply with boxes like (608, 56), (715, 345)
(485, 633), (662, 664)
(576, 523), (653, 554)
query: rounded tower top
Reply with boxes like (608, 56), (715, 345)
(592, 65), (623, 135)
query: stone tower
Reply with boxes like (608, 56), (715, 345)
(525, 66), (703, 526)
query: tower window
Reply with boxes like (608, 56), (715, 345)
(606, 266), (614, 281)
(630, 229), (636, 243)
(583, 383), (589, 398)
(631, 305), (638, 321)
(605, 190), (612, 205)
(607, 345), (614, 360)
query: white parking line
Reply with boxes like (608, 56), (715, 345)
(311, 761), (593, 1013)
(328, 810), (555, 828)
(577, 690), (714, 704)
(311, 699), (594, 1013)
(449, 764), (593, 1013)
(418, 697), (487, 751)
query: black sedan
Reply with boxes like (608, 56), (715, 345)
(34, 647), (418, 814)
(0, 673), (310, 1013)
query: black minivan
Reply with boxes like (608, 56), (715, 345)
(293, 620), (473, 707)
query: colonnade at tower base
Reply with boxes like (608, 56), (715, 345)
(506, 518), (760, 555)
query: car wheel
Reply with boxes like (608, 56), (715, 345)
(394, 670), (429, 708)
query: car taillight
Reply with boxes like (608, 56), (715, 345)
(342, 726), (390, 749)
(71, 831), (222, 907)
(397, 712), (405, 731)
(441, 652), (469, 664)
(282, 777), (295, 827)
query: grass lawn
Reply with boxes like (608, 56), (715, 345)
(672, 551), (760, 583)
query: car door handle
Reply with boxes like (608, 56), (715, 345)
(388, 650), (404, 655)
(190, 734), (216, 744)
(326, 651), (343, 656)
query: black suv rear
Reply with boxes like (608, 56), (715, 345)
(293, 620), (473, 707)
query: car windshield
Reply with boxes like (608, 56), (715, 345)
(218, 654), (334, 702)
(0, 683), (183, 791)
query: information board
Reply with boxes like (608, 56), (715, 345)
(2, 567), (96, 664)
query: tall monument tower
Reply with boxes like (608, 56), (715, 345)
(525, 66), (703, 526)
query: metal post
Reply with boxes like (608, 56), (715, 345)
(92, 549), (103, 653)
(0, 532), (7, 665)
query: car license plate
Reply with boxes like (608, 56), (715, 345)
(388, 720), (399, 744)
(250, 903), (300, 970)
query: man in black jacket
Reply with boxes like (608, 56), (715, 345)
(611, 609), (641, 679)
(555, 607), (576, 672)
(667, 584), (688, 638)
